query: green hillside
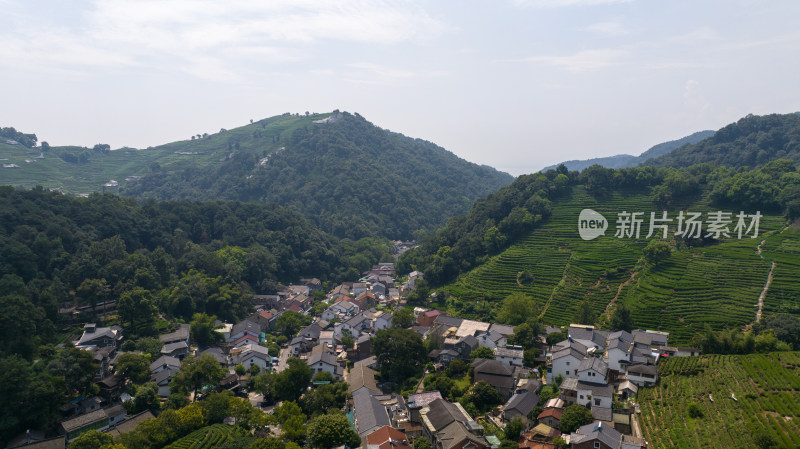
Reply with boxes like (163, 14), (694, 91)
(123, 111), (513, 239)
(0, 113), (324, 194)
(649, 113), (800, 168)
(639, 352), (800, 448)
(1, 112), (512, 240)
(440, 184), (796, 343)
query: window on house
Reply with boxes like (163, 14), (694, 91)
(595, 398), (601, 406)
(566, 361), (570, 366)
(594, 443), (600, 449)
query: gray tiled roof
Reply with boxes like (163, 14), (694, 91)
(626, 363), (658, 376)
(494, 347), (523, 359)
(578, 357), (608, 375)
(426, 398), (471, 431)
(576, 381), (614, 397)
(231, 320), (260, 337)
(61, 409), (107, 432)
(159, 323), (190, 343)
(503, 390), (539, 416)
(161, 341), (188, 353)
(407, 391), (443, 409)
(348, 364), (380, 394)
(352, 389), (390, 436)
(150, 367), (177, 385)
(150, 355), (180, 372)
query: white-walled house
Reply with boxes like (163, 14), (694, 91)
(306, 346), (342, 379)
(625, 363), (658, 387)
(477, 330), (507, 350)
(576, 382), (614, 409)
(373, 311), (392, 330)
(494, 347), (524, 367)
(234, 344), (272, 372)
(577, 357), (608, 384)
(547, 343), (587, 383)
(604, 331), (634, 372)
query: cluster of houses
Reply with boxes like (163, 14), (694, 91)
(347, 359), (491, 449)
(14, 260), (705, 449)
(547, 324), (699, 423)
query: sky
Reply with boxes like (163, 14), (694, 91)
(1, 0), (799, 176)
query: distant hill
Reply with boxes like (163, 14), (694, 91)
(123, 111), (513, 239)
(648, 113), (800, 168)
(541, 130), (715, 172)
(0, 112), (513, 240)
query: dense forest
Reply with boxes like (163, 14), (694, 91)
(123, 112), (513, 240)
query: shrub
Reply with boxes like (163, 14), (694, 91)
(687, 402), (703, 418)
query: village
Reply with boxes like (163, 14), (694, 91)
(15, 260), (702, 449)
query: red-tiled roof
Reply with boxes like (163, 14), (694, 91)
(235, 334), (259, 345)
(537, 408), (563, 420)
(367, 426), (412, 449)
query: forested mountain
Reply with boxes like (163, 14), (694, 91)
(541, 130), (714, 172)
(398, 159), (800, 343)
(648, 113), (800, 168)
(123, 112), (513, 239)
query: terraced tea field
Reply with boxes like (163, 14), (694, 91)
(163, 424), (243, 449)
(445, 185), (799, 343)
(760, 226), (800, 316)
(639, 352), (800, 448)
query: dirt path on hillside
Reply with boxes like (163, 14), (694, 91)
(604, 271), (638, 320)
(756, 261), (776, 323)
(754, 238), (777, 323)
(539, 254), (572, 319)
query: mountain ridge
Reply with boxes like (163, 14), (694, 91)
(541, 129), (715, 172)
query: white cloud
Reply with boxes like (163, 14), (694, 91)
(523, 48), (627, 71)
(583, 21), (629, 36)
(344, 62), (446, 85)
(0, 0), (449, 80)
(684, 79), (710, 114)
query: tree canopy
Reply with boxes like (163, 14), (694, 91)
(307, 413), (361, 449)
(372, 327), (426, 382)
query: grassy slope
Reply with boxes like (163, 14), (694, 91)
(0, 113), (326, 193)
(639, 352), (800, 448)
(444, 185), (797, 343)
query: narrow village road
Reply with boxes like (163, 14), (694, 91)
(276, 346), (290, 372)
